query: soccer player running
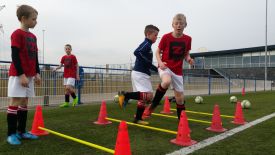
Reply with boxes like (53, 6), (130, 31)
(118, 25), (159, 125)
(144, 13), (194, 120)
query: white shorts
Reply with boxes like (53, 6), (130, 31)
(8, 76), (35, 97)
(131, 71), (153, 92)
(64, 78), (76, 86)
(158, 68), (184, 92)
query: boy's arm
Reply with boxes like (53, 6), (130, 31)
(11, 46), (29, 87)
(185, 52), (194, 65)
(156, 48), (167, 70)
(76, 63), (80, 80)
(54, 63), (63, 71)
(34, 52), (41, 85)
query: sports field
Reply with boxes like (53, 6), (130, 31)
(0, 91), (275, 155)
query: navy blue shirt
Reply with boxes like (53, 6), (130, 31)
(133, 38), (158, 76)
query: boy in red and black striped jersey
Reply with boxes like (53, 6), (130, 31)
(54, 44), (80, 107)
(7, 5), (40, 145)
(144, 13), (194, 120)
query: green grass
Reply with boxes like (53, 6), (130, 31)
(0, 91), (275, 155)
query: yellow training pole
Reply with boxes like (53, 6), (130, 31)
(151, 113), (211, 124)
(170, 108), (234, 118)
(106, 117), (177, 134)
(38, 127), (115, 154)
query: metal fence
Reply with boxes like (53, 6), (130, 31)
(0, 61), (273, 109)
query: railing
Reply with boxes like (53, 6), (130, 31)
(0, 61), (273, 109)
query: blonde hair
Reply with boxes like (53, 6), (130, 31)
(173, 13), (187, 26)
(16, 5), (38, 21)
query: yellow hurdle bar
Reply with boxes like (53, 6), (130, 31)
(170, 108), (234, 118)
(38, 127), (115, 154)
(151, 113), (211, 124)
(106, 117), (177, 135)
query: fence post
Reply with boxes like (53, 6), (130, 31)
(243, 78), (246, 93)
(254, 78), (257, 92)
(208, 75), (211, 95)
(228, 76), (231, 94)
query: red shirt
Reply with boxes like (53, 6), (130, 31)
(9, 29), (38, 77)
(61, 54), (78, 78)
(158, 32), (192, 75)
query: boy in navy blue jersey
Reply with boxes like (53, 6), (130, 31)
(118, 25), (159, 125)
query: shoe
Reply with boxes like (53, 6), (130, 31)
(7, 134), (21, 145)
(118, 91), (129, 108)
(72, 97), (78, 106)
(60, 102), (69, 108)
(16, 132), (38, 140)
(133, 119), (149, 125)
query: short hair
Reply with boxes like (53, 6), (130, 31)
(144, 25), (159, 36)
(173, 13), (187, 26)
(65, 44), (72, 49)
(16, 5), (38, 21)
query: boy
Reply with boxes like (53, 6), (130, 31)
(54, 44), (80, 107)
(7, 5), (40, 145)
(118, 25), (159, 125)
(145, 13), (194, 120)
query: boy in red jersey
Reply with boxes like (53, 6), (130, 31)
(54, 44), (80, 107)
(144, 13), (194, 119)
(7, 5), (40, 145)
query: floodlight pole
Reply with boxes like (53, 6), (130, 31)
(42, 29), (45, 64)
(264, 0), (268, 91)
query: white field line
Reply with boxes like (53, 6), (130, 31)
(167, 112), (275, 155)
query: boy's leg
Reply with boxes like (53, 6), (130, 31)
(174, 88), (185, 120)
(7, 98), (20, 145)
(133, 101), (148, 125)
(148, 83), (168, 112)
(60, 85), (70, 107)
(70, 88), (78, 106)
(118, 91), (150, 108)
(16, 98), (38, 140)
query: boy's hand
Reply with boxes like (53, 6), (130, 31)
(159, 61), (167, 70)
(20, 74), (29, 87)
(34, 73), (41, 85)
(188, 59), (194, 65)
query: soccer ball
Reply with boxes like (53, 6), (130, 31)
(241, 100), (251, 109)
(113, 95), (119, 103)
(230, 96), (237, 103)
(195, 96), (203, 104)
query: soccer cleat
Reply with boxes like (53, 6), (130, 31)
(16, 132), (38, 140)
(72, 97), (78, 106)
(118, 91), (125, 108)
(133, 119), (149, 125)
(60, 102), (69, 108)
(118, 91), (130, 108)
(7, 134), (21, 145)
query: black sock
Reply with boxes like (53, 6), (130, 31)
(176, 104), (186, 120)
(150, 84), (167, 111)
(7, 106), (18, 136)
(135, 105), (145, 121)
(17, 106), (28, 133)
(65, 94), (70, 102)
(124, 92), (140, 100)
(71, 92), (76, 99)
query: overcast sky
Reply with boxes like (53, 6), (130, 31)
(0, 0), (274, 66)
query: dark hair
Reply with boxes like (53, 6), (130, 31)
(16, 5), (38, 21)
(65, 44), (72, 49)
(144, 25), (159, 36)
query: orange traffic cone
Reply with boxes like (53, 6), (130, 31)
(30, 105), (49, 136)
(160, 96), (173, 114)
(170, 111), (197, 146)
(232, 101), (247, 125)
(242, 87), (245, 96)
(94, 100), (112, 125)
(206, 104), (227, 132)
(114, 121), (131, 155)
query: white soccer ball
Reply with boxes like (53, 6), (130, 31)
(113, 95), (119, 103)
(230, 96), (238, 103)
(241, 100), (251, 109)
(195, 96), (203, 104)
